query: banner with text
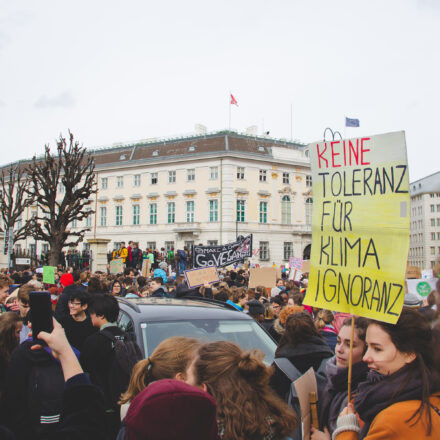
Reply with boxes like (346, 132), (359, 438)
(192, 235), (253, 268)
(303, 131), (410, 324)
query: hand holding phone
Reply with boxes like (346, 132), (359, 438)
(29, 291), (54, 343)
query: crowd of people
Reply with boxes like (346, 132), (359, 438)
(0, 262), (439, 439)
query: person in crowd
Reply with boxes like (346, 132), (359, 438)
(246, 299), (265, 323)
(149, 277), (169, 298)
(87, 276), (103, 294)
(268, 304), (303, 343)
(130, 242), (141, 269)
(126, 241), (133, 268)
(311, 317), (369, 439)
(225, 288), (248, 311)
(119, 337), (202, 420)
(122, 379), (218, 440)
(270, 311), (333, 400)
(186, 340), (298, 439)
(55, 270), (84, 320)
(315, 309), (338, 352)
(153, 264), (167, 283)
(80, 294), (137, 439)
(60, 288), (97, 352)
(332, 308), (440, 439)
(0, 312), (22, 398)
(262, 303), (275, 332)
(109, 279), (124, 297)
(0, 277), (11, 315)
(118, 242), (128, 264)
(16, 284), (33, 342)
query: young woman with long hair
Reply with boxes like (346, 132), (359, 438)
(314, 309), (337, 352)
(186, 340), (298, 440)
(333, 308), (440, 439)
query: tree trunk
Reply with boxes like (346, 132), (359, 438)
(48, 240), (63, 267)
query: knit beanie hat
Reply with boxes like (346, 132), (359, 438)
(60, 273), (74, 287)
(125, 379), (218, 440)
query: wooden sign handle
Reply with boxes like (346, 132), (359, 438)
(347, 315), (355, 403)
(309, 391), (319, 429)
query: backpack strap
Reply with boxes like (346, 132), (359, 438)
(273, 357), (301, 382)
(100, 329), (119, 347)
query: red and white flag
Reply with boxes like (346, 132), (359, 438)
(230, 93), (238, 106)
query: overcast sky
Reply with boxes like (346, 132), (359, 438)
(1, 0), (438, 181)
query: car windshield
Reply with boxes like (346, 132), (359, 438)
(140, 319), (277, 364)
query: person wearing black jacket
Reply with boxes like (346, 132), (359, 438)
(149, 277), (170, 298)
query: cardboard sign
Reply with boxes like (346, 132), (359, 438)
(110, 259), (124, 275)
(304, 132), (410, 324)
(302, 260), (311, 273)
(422, 269), (433, 280)
(293, 367), (318, 440)
(406, 265), (421, 279)
(184, 266), (220, 288)
(289, 257), (303, 270)
(248, 267), (277, 288)
(406, 278), (437, 298)
(43, 266), (56, 284)
(142, 259), (151, 277)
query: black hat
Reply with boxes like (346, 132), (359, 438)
(247, 299), (265, 316)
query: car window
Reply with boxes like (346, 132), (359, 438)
(117, 310), (136, 341)
(140, 319), (276, 364)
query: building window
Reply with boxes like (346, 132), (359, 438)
(16, 217), (22, 230)
(116, 176), (124, 188)
(71, 219), (77, 228)
(281, 195), (292, 224)
(186, 201), (194, 223)
(100, 178), (107, 190)
(432, 232), (436, 240)
(184, 240), (194, 250)
(237, 167), (245, 180)
(149, 204), (157, 225)
(133, 174), (141, 187)
(187, 169), (195, 181)
(283, 172), (290, 184)
(259, 201), (268, 223)
(437, 204), (440, 212)
(431, 205), (435, 212)
(210, 167), (218, 180)
(283, 242), (293, 260)
(208, 240), (218, 246)
(42, 243), (49, 253)
(236, 200), (245, 222)
(259, 241), (269, 260)
(58, 183), (65, 193)
(437, 218), (440, 226)
(209, 200), (218, 222)
(438, 232), (440, 240)
(306, 198), (313, 224)
(100, 207), (107, 226)
(165, 241), (174, 252)
(168, 171), (176, 183)
(147, 242), (156, 251)
(151, 173), (158, 185)
(431, 247), (435, 255)
(432, 219), (436, 227)
(167, 202), (175, 224)
(259, 169), (267, 182)
(306, 175), (312, 187)
(85, 208), (92, 227)
(115, 206), (123, 226)
(133, 204), (140, 225)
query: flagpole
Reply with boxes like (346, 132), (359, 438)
(228, 92), (231, 131)
(290, 103), (293, 141)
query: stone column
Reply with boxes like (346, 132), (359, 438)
(87, 238), (111, 273)
(0, 237), (8, 270)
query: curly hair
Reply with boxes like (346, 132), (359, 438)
(0, 312), (22, 361)
(191, 341), (298, 440)
(278, 305), (304, 326)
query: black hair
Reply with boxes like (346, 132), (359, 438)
(137, 276), (147, 289)
(88, 294), (119, 322)
(152, 277), (164, 285)
(70, 288), (91, 306)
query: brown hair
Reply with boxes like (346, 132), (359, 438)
(277, 312), (322, 351)
(278, 305), (304, 326)
(0, 312), (22, 361)
(191, 341), (298, 439)
(314, 309), (335, 330)
(17, 284), (34, 305)
(0, 276), (12, 289)
(341, 316), (369, 344)
(119, 336), (201, 405)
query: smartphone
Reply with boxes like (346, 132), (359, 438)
(29, 291), (53, 342)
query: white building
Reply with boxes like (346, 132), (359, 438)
(408, 171), (440, 269)
(14, 131), (314, 264)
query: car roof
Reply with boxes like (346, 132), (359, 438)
(117, 297), (252, 322)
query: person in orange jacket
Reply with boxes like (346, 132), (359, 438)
(332, 308), (440, 439)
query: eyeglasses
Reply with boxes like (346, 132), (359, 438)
(68, 301), (82, 306)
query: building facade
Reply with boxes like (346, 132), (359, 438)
(13, 131), (313, 264)
(408, 171), (440, 269)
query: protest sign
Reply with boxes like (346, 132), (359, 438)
(248, 267), (277, 288)
(184, 267), (220, 288)
(110, 259), (124, 275)
(15, 258), (31, 265)
(406, 278), (437, 299)
(405, 265), (421, 279)
(142, 258), (151, 277)
(304, 131), (410, 324)
(302, 260), (311, 273)
(43, 266), (56, 284)
(293, 367), (318, 440)
(192, 235), (252, 268)
(422, 269), (433, 280)
(289, 257), (303, 270)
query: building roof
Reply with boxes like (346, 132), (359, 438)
(410, 171), (440, 196)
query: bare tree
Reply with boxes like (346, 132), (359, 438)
(26, 132), (96, 266)
(0, 163), (35, 248)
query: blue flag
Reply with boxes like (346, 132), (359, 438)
(345, 117), (360, 127)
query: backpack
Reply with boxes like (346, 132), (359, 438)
(178, 249), (187, 261)
(273, 357), (329, 440)
(100, 329), (143, 408)
(28, 359), (65, 436)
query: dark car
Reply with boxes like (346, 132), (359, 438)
(116, 297), (277, 364)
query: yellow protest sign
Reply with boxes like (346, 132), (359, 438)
(303, 131), (410, 324)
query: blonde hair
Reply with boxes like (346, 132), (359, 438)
(119, 336), (201, 404)
(314, 309), (335, 330)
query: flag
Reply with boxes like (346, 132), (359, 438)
(345, 117), (360, 127)
(230, 94), (238, 106)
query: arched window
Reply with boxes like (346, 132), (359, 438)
(306, 198), (313, 225)
(281, 195), (291, 224)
